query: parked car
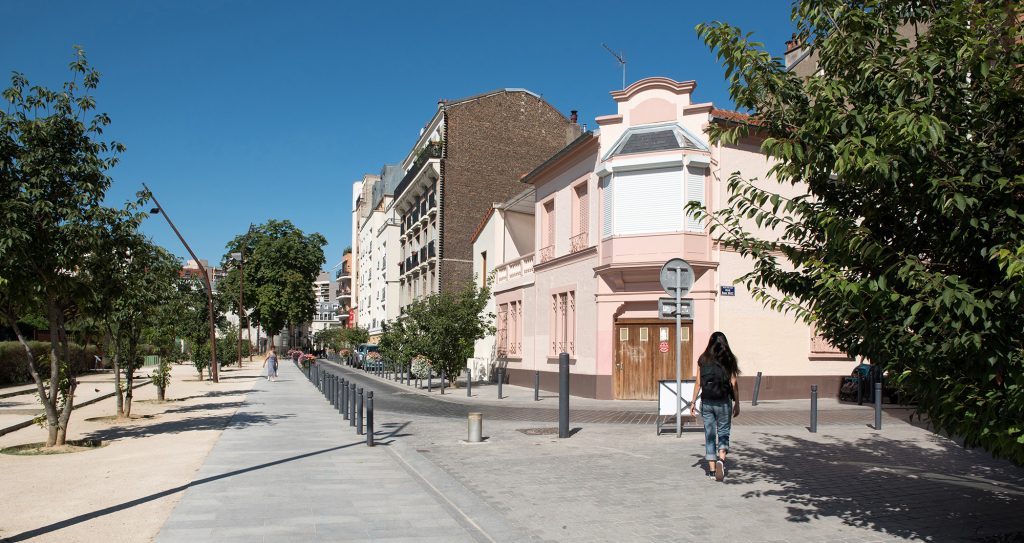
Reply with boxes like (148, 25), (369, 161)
(355, 344), (379, 370)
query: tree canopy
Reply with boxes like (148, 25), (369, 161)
(381, 281), (494, 384)
(222, 220), (326, 347)
(695, 1), (1023, 462)
(0, 47), (125, 446)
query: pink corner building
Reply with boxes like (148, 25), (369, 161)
(472, 77), (856, 400)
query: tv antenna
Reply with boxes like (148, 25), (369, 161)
(602, 43), (626, 89)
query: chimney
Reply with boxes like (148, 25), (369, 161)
(566, 110), (583, 143)
(784, 33), (807, 69)
(570, 110), (578, 124)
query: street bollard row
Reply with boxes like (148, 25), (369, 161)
(306, 363), (375, 447)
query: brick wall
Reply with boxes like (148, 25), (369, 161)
(440, 91), (575, 292)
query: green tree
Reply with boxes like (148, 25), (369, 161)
(89, 219), (181, 417)
(402, 281), (494, 386)
(0, 47), (125, 446)
(378, 318), (422, 375)
(222, 220), (325, 349)
(695, 1), (1024, 462)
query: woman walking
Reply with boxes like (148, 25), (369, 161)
(690, 332), (740, 481)
(263, 347), (279, 382)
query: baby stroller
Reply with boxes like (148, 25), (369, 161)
(838, 363), (873, 402)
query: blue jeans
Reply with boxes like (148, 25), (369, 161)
(701, 401), (732, 461)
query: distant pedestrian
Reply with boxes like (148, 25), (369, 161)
(263, 347), (279, 382)
(690, 331), (740, 481)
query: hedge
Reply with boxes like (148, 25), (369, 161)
(0, 341), (101, 387)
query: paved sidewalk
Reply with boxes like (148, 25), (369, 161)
(156, 360), (523, 543)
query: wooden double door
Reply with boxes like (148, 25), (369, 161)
(614, 320), (693, 400)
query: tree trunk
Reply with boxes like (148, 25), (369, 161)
(113, 353), (124, 417)
(1, 309), (60, 445)
(157, 385), (166, 402)
(106, 326), (124, 417)
(124, 367), (134, 418)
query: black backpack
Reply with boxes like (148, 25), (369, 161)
(701, 361), (733, 402)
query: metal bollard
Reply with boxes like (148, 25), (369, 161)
(874, 382), (882, 430)
(428, 369), (432, 392)
(752, 371), (763, 406)
(810, 384), (818, 433)
(336, 379), (343, 414)
(497, 367), (504, 400)
(467, 412), (483, 443)
(467, 368), (472, 397)
(342, 378), (349, 419)
(349, 383), (356, 427)
(559, 353), (570, 438)
(366, 391), (374, 447)
(356, 387), (364, 435)
(534, 370), (540, 401)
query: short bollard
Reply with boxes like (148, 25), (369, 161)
(558, 352), (570, 438)
(349, 383), (357, 427)
(467, 368), (472, 397)
(752, 371), (763, 406)
(336, 380), (343, 414)
(342, 378), (349, 419)
(468, 412), (483, 443)
(427, 369), (432, 392)
(356, 387), (364, 436)
(366, 391), (375, 447)
(874, 382), (882, 430)
(497, 367), (504, 400)
(534, 370), (540, 401)
(810, 384), (818, 433)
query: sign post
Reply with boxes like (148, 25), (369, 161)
(659, 258), (694, 438)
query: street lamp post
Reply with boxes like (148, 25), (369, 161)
(230, 251), (244, 367)
(144, 183), (219, 383)
(231, 224), (254, 367)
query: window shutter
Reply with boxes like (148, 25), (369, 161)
(601, 176), (613, 238)
(578, 185), (589, 234)
(686, 165), (706, 232)
(613, 167), (684, 235)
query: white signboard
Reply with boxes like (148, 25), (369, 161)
(659, 379), (699, 415)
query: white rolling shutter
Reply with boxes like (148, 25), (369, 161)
(613, 167), (683, 235)
(601, 176), (613, 238)
(686, 165), (707, 232)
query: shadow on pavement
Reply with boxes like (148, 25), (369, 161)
(81, 411), (293, 441)
(0, 439), (368, 542)
(726, 432), (1024, 541)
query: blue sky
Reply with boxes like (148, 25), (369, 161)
(1, 0), (794, 270)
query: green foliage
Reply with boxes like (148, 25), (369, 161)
(221, 220), (326, 340)
(150, 358), (172, 396)
(190, 339), (211, 379)
(695, 1), (1024, 462)
(0, 341), (98, 386)
(387, 281), (494, 384)
(378, 318), (422, 373)
(0, 47), (124, 444)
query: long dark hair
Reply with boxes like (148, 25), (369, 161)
(698, 331), (739, 378)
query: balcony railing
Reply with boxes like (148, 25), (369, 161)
(395, 141), (443, 199)
(493, 252), (535, 284)
(539, 245), (555, 263)
(570, 231), (589, 253)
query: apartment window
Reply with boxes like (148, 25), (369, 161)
(541, 200), (555, 263)
(550, 290), (575, 356)
(497, 301), (523, 357)
(571, 182), (589, 253)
